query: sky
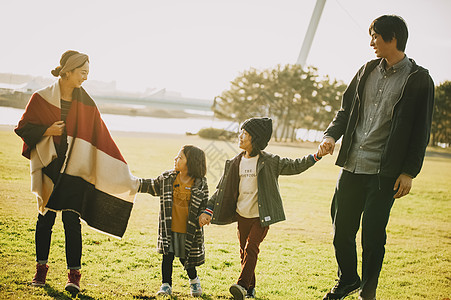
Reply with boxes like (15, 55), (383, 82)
(1, 0), (450, 100)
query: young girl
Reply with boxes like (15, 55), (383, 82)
(139, 145), (209, 297)
(200, 117), (328, 300)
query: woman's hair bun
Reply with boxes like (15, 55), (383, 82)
(51, 66), (62, 77)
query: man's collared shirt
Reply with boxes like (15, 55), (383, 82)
(344, 56), (412, 174)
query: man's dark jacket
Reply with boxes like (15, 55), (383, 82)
(324, 58), (434, 178)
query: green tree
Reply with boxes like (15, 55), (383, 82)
(212, 68), (269, 124)
(431, 81), (451, 147)
(259, 64), (320, 141)
(313, 77), (346, 131)
(212, 64), (346, 142)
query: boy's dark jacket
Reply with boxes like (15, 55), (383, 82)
(324, 58), (434, 178)
(207, 151), (317, 227)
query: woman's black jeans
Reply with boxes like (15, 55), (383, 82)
(35, 210), (82, 269)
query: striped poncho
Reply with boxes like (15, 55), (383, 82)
(15, 81), (139, 238)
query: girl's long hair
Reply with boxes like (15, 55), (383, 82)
(182, 145), (207, 178)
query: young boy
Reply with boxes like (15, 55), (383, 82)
(199, 117), (327, 299)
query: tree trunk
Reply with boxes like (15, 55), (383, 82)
(290, 127), (296, 142)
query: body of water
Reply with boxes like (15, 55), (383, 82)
(1, 106), (323, 141)
(0, 106), (236, 135)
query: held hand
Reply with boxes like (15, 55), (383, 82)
(320, 137), (336, 155)
(317, 143), (329, 158)
(393, 174), (413, 199)
(199, 213), (212, 227)
(44, 121), (65, 136)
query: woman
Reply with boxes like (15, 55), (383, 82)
(15, 50), (139, 295)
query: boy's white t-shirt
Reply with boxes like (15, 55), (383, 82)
(236, 155), (259, 218)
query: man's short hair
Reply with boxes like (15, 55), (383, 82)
(369, 15), (408, 52)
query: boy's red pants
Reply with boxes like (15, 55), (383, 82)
(236, 214), (269, 290)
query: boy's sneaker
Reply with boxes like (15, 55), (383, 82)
(246, 287), (256, 298)
(156, 283), (172, 296)
(323, 278), (360, 299)
(31, 263), (49, 287)
(65, 269), (81, 295)
(230, 284), (247, 300)
(189, 277), (202, 296)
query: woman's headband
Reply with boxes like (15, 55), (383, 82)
(59, 53), (89, 75)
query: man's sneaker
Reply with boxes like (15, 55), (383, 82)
(246, 287), (256, 298)
(31, 263), (49, 287)
(323, 278), (360, 299)
(229, 284), (247, 300)
(189, 277), (202, 297)
(156, 283), (172, 296)
(65, 269), (81, 295)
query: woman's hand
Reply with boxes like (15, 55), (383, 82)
(44, 121), (65, 136)
(199, 213), (212, 227)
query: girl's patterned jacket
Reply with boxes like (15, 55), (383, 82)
(139, 170), (209, 269)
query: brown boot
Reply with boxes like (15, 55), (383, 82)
(65, 269), (81, 295)
(31, 263), (49, 287)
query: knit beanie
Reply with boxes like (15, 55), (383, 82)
(241, 117), (273, 150)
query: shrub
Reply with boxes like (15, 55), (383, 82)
(197, 127), (236, 141)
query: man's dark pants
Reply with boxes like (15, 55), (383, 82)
(331, 170), (396, 298)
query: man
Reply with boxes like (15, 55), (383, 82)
(320, 15), (434, 300)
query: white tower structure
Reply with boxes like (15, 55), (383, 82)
(296, 0), (327, 67)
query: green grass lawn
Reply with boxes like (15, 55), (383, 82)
(0, 128), (450, 299)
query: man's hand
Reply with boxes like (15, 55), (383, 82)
(393, 174), (413, 199)
(317, 142), (330, 158)
(319, 137), (336, 155)
(199, 213), (212, 227)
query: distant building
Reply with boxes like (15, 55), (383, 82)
(0, 73), (213, 118)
